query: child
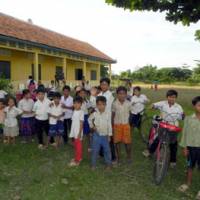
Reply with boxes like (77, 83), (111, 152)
(4, 97), (22, 144)
(0, 89), (7, 99)
(178, 96), (200, 199)
(69, 96), (84, 167)
(48, 92), (65, 148)
(0, 99), (5, 140)
(98, 78), (115, 161)
(143, 90), (183, 168)
(33, 89), (51, 149)
(89, 96), (112, 170)
(48, 80), (57, 100)
(61, 85), (73, 144)
(130, 86), (149, 128)
(98, 78), (114, 112)
(90, 87), (98, 109)
(18, 89), (35, 142)
(28, 79), (37, 101)
(77, 88), (90, 138)
(112, 86), (132, 164)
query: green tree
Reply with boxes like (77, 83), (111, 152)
(100, 65), (109, 78)
(132, 65), (157, 82)
(105, 0), (200, 25)
(195, 30), (200, 41)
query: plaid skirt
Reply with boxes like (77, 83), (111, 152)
(20, 117), (35, 136)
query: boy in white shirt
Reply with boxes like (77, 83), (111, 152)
(89, 96), (112, 170)
(48, 92), (65, 148)
(33, 89), (51, 149)
(89, 86), (98, 109)
(98, 78), (115, 161)
(143, 90), (184, 168)
(69, 96), (84, 167)
(98, 78), (114, 112)
(61, 85), (73, 144)
(130, 86), (149, 128)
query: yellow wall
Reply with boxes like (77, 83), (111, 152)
(0, 50), (33, 81)
(66, 59), (83, 81)
(0, 47), (102, 88)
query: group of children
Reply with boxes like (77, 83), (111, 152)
(0, 77), (200, 197)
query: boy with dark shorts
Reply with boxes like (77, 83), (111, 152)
(178, 96), (200, 199)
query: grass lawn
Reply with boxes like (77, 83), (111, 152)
(0, 88), (200, 200)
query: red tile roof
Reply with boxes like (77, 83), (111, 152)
(0, 13), (116, 63)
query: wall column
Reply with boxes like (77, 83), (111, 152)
(109, 64), (112, 80)
(98, 63), (101, 81)
(63, 57), (67, 80)
(83, 61), (87, 80)
(34, 52), (39, 82)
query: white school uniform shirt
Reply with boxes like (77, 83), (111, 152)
(88, 109), (112, 136)
(33, 98), (51, 120)
(90, 95), (96, 108)
(47, 102), (65, 125)
(69, 110), (84, 139)
(81, 100), (90, 115)
(61, 95), (73, 119)
(98, 90), (114, 112)
(0, 90), (7, 99)
(18, 98), (34, 118)
(153, 100), (183, 126)
(131, 94), (149, 114)
(4, 106), (22, 127)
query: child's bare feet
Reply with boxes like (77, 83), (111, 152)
(91, 166), (96, 171)
(142, 149), (150, 157)
(178, 184), (189, 193)
(38, 144), (45, 150)
(68, 160), (80, 167)
(196, 191), (200, 200)
(105, 165), (112, 171)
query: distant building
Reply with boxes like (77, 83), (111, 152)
(0, 13), (116, 87)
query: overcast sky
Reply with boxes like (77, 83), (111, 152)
(1, 0), (200, 74)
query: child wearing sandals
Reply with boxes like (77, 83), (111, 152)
(4, 97), (22, 144)
(69, 96), (84, 167)
(178, 96), (200, 199)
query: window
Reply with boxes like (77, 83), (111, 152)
(38, 64), (41, 81)
(75, 68), (83, 80)
(0, 61), (11, 79)
(55, 66), (64, 80)
(90, 70), (97, 80)
(31, 64), (34, 79)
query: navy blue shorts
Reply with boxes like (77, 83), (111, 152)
(130, 113), (142, 128)
(49, 121), (64, 137)
(187, 147), (200, 169)
(83, 114), (90, 135)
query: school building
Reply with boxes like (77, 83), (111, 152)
(0, 13), (116, 88)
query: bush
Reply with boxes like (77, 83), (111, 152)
(0, 78), (13, 94)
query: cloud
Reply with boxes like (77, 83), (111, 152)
(1, 0), (200, 73)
